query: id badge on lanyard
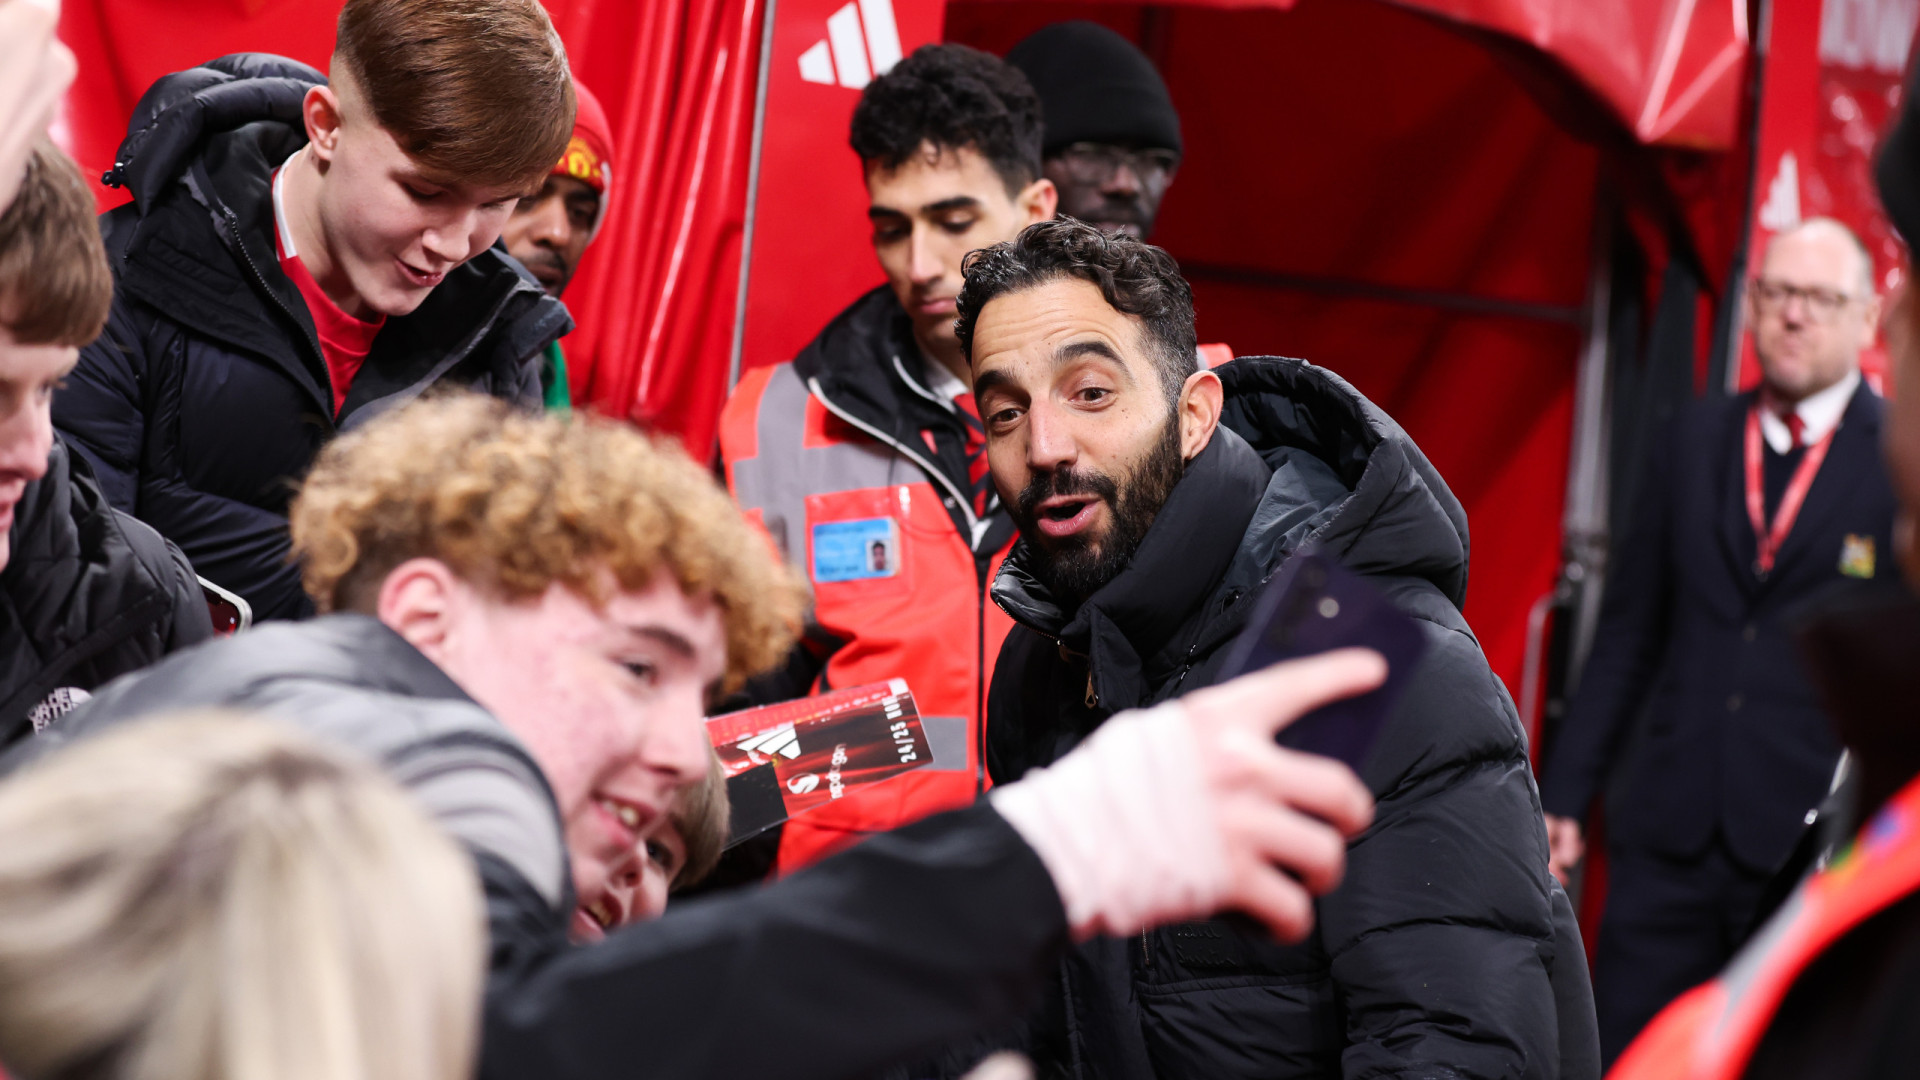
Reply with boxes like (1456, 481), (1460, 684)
(1744, 406), (1835, 578)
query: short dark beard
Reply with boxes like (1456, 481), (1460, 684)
(1010, 413), (1186, 605)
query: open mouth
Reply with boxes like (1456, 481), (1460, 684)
(597, 795), (646, 834)
(571, 903), (608, 943)
(589, 794), (655, 863)
(396, 258), (447, 289)
(1034, 496), (1101, 539)
(573, 893), (622, 942)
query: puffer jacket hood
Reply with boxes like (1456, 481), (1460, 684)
(104, 53), (321, 214)
(1216, 354), (1469, 607)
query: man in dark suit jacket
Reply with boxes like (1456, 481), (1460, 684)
(1541, 216), (1899, 1063)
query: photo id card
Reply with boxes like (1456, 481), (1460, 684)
(811, 516), (899, 583)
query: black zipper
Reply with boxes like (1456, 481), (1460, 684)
(216, 204), (334, 425)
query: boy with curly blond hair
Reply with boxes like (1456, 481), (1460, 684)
(17, 393), (1386, 1080)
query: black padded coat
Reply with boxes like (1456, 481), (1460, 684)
(984, 356), (1602, 1080)
(0, 439), (209, 744)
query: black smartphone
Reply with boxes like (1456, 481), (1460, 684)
(1218, 554), (1429, 772)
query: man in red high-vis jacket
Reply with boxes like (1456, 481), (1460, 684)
(719, 44), (1056, 872)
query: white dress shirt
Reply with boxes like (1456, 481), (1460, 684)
(1760, 368), (1860, 453)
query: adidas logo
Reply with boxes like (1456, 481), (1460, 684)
(737, 725), (803, 760)
(1758, 152), (1801, 233)
(798, 0), (903, 90)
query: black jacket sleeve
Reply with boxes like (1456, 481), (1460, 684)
(157, 535), (215, 650)
(478, 802), (1070, 1080)
(55, 301), (151, 512)
(1539, 416), (1679, 821)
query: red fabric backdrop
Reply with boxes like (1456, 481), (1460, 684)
(52, 0), (1754, 701)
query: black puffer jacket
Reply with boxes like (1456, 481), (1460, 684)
(54, 55), (569, 620)
(0, 440), (209, 745)
(986, 357), (1600, 1080)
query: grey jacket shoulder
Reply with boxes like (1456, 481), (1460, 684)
(10, 616), (565, 907)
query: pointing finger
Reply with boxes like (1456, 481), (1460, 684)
(1187, 649), (1387, 737)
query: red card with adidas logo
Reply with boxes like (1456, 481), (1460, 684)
(708, 680), (932, 847)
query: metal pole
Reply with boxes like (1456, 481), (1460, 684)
(728, 0), (778, 394)
(1561, 193), (1616, 691)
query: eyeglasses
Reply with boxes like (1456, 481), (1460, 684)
(1748, 278), (1867, 321)
(1052, 143), (1180, 189)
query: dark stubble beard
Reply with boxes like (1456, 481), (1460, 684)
(1011, 412), (1187, 606)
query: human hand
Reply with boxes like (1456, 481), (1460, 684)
(1544, 813), (1585, 886)
(1179, 650), (1380, 941)
(991, 649), (1381, 944)
(0, 0), (77, 214)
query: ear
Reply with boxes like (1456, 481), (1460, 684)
(376, 558), (466, 665)
(1177, 369), (1223, 461)
(1862, 292), (1886, 348)
(303, 84), (344, 163)
(1016, 176), (1058, 226)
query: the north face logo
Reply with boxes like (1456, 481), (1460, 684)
(27, 686), (91, 733)
(798, 0), (903, 90)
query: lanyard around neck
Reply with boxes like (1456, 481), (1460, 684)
(1744, 405), (1836, 578)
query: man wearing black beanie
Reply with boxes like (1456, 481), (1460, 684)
(1007, 21), (1182, 238)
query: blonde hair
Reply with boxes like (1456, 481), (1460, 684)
(289, 393), (805, 692)
(0, 714), (485, 1080)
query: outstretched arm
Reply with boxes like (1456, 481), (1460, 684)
(481, 653), (1383, 1080)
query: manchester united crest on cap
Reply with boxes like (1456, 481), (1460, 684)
(558, 136), (606, 191)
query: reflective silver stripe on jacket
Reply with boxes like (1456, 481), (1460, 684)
(731, 363), (963, 561)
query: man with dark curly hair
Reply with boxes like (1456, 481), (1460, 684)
(718, 44), (1058, 873)
(960, 218), (1602, 1080)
